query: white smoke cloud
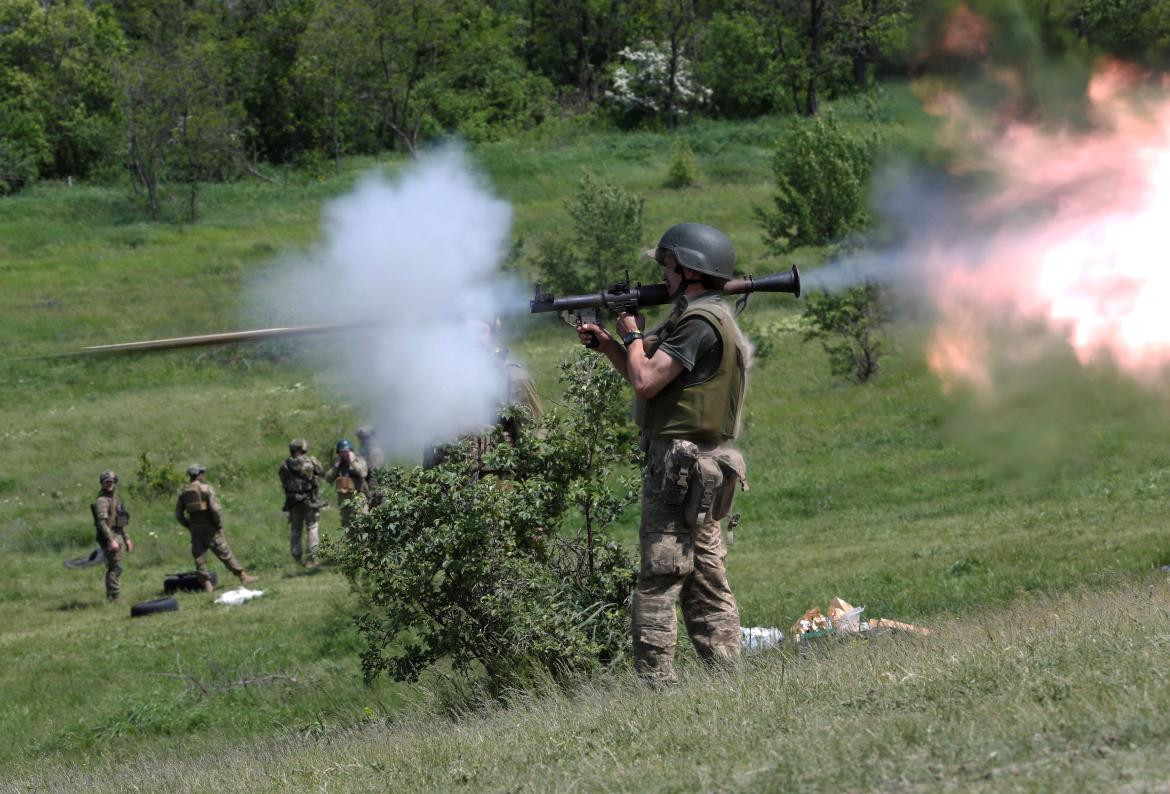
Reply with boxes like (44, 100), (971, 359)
(253, 145), (520, 458)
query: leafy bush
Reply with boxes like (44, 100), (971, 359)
(330, 350), (640, 695)
(756, 115), (877, 252)
(801, 283), (889, 382)
(531, 170), (646, 294)
(129, 452), (183, 500)
(665, 136), (698, 188)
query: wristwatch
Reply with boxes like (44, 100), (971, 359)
(622, 331), (643, 346)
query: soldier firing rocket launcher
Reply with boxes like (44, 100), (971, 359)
(529, 265), (801, 348)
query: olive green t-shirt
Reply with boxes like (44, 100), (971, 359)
(657, 316), (722, 384)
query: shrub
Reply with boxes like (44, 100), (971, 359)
(801, 283), (889, 382)
(330, 350), (640, 695)
(756, 115), (876, 252)
(129, 453), (183, 500)
(665, 137), (698, 188)
(531, 170), (646, 294)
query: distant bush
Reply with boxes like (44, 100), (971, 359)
(531, 170), (645, 294)
(665, 137), (698, 188)
(801, 283), (889, 383)
(331, 350), (639, 695)
(130, 453), (183, 500)
(756, 115), (877, 252)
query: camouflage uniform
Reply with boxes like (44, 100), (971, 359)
(279, 449), (324, 564)
(325, 454), (370, 530)
(175, 477), (248, 587)
(91, 483), (130, 601)
(631, 293), (750, 682)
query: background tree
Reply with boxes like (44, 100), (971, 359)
(0, 0), (124, 192)
(117, 3), (243, 220)
(295, 0), (375, 172)
(532, 170), (646, 294)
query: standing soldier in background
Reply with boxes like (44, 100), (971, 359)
(325, 440), (370, 530)
(576, 223), (749, 684)
(356, 426), (385, 469)
(279, 439), (324, 567)
(176, 464), (259, 591)
(91, 471), (132, 602)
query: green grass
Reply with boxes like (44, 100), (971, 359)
(3, 88), (1170, 788)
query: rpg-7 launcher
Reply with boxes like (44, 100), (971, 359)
(530, 265), (801, 349)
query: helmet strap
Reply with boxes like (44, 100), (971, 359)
(673, 263), (703, 295)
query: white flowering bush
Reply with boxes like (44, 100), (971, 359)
(605, 40), (712, 126)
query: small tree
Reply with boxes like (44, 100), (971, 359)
(532, 170), (646, 294)
(604, 39), (712, 128)
(330, 350), (640, 695)
(801, 283), (889, 382)
(756, 115), (875, 252)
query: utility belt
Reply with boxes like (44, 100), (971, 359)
(648, 436), (748, 530)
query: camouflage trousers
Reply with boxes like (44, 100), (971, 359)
(100, 538), (123, 601)
(286, 503), (320, 562)
(190, 527), (244, 583)
(338, 495), (368, 531)
(632, 442), (741, 683)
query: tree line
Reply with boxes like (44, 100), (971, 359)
(1, 0), (1165, 211)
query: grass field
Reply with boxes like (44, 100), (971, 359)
(3, 88), (1170, 790)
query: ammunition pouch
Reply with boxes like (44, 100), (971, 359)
(659, 439), (700, 506)
(114, 503), (131, 529)
(334, 475), (355, 495)
(658, 440), (748, 529)
(683, 447), (747, 529)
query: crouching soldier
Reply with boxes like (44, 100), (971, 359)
(325, 439), (369, 530)
(279, 438), (324, 566)
(91, 470), (132, 602)
(176, 464), (258, 592)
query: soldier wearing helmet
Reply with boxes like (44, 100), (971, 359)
(355, 426), (386, 469)
(175, 464), (258, 591)
(279, 439), (325, 566)
(90, 470), (132, 601)
(325, 439), (370, 529)
(576, 222), (749, 683)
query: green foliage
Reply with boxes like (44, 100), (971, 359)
(757, 115), (876, 252)
(129, 452), (183, 501)
(695, 11), (779, 118)
(664, 136), (698, 188)
(800, 283), (889, 382)
(531, 170), (646, 293)
(0, 0), (125, 190)
(331, 350), (639, 694)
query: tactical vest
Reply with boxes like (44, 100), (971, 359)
(180, 482), (211, 512)
(281, 456), (315, 494)
(636, 295), (749, 443)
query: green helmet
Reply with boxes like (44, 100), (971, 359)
(336, 439), (353, 453)
(645, 223), (736, 280)
(99, 470), (118, 485)
(289, 438), (308, 453)
(187, 463), (206, 477)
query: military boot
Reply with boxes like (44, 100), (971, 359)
(239, 572), (259, 585)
